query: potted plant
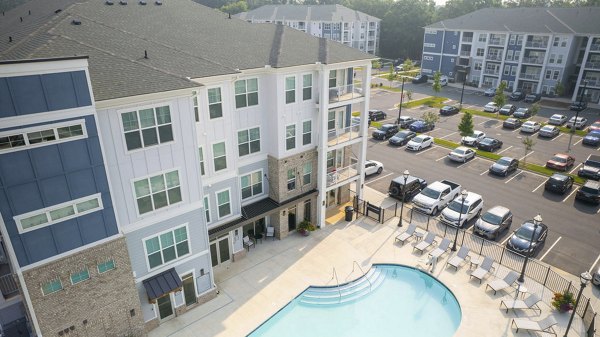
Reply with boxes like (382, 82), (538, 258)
(297, 220), (316, 236)
(551, 290), (575, 313)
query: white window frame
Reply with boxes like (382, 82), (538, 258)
(424, 43), (435, 48)
(240, 170), (263, 200)
(234, 78), (259, 109)
(285, 76), (296, 104)
(503, 65), (510, 76)
(216, 188), (232, 220)
(192, 91), (199, 122)
(302, 73), (312, 101)
(423, 55), (434, 61)
(203, 196), (211, 224)
(212, 141), (227, 172)
(119, 103), (174, 152)
(143, 224), (191, 271)
(70, 267), (90, 285)
(0, 119), (87, 154)
(303, 162), (312, 185)
(302, 120), (312, 146)
(506, 50), (513, 61)
(97, 259), (116, 274)
(478, 33), (487, 42)
(237, 127), (261, 157)
(287, 169), (296, 191)
(207, 87), (223, 119)
(549, 54), (556, 63)
(514, 50), (521, 60)
(545, 70), (552, 79)
(15, 193), (104, 234)
(557, 54), (564, 64)
(511, 66), (517, 76)
(198, 147), (205, 176)
(41, 278), (63, 296)
(553, 70), (560, 80)
(476, 48), (484, 57)
(286, 124), (296, 151)
(132, 169), (182, 216)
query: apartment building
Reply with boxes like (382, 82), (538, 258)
(420, 7), (600, 104)
(0, 0), (374, 335)
(236, 4), (381, 55)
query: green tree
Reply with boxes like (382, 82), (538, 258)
(435, 0), (502, 21)
(402, 58), (414, 72)
(554, 81), (565, 97)
(220, 0), (248, 14)
(432, 71), (442, 96)
(522, 136), (536, 165)
(458, 111), (474, 137)
(405, 89), (413, 102)
(493, 81), (507, 117)
(421, 110), (440, 133)
(386, 66), (395, 87)
(529, 102), (540, 117)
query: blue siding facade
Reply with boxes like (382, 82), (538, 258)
(442, 31), (460, 55)
(421, 54), (441, 75)
(423, 30), (443, 53)
(441, 56), (457, 77)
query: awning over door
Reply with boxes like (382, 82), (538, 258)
(143, 268), (182, 303)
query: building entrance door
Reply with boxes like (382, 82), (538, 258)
(181, 273), (197, 307)
(288, 206), (297, 231)
(209, 235), (230, 267)
(157, 294), (175, 321)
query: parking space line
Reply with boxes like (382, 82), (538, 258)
(366, 172), (393, 185)
(457, 157), (476, 169)
(477, 120), (488, 125)
(415, 147), (436, 156)
(495, 123), (504, 129)
(519, 151), (534, 161)
(569, 163), (581, 174)
(512, 128), (521, 133)
(562, 188), (577, 203)
(590, 254), (600, 273)
(574, 138), (583, 146)
(551, 133), (565, 142)
(440, 131), (457, 139)
(505, 170), (523, 184)
(500, 235), (511, 245)
(532, 179), (548, 193)
(497, 145), (513, 154)
(539, 236), (561, 262)
(436, 155), (447, 162)
(480, 168), (489, 175)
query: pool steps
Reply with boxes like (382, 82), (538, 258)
(299, 267), (386, 305)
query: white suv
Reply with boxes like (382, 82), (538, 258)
(461, 130), (486, 146)
(440, 192), (484, 228)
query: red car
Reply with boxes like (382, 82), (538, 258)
(589, 120), (600, 132)
(546, 153), (575, 171)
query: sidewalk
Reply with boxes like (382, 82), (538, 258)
(148, 186), (592, 337)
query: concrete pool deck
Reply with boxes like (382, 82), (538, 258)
(149, 188), (594, 337)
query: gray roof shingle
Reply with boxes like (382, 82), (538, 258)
(0, 0), (373, 101)
(426, 7), (600, 35)
(236, 4), (380, 22)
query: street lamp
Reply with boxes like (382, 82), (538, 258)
(397, 76), (406, 125)
(451, 189), (468, 251)
(567, 80), (588, 152)
(517, 214), (542, 283)
(563, 271), (593, 337)
(459, 66), (470, 109)
(397, 170), (410, 227)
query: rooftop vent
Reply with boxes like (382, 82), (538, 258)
(71, 19), (81, 25)
(119, 0), (127, 5)
(139, 0), (147, 4)
(55, 9), (62, 13)
(106, 0), (114, 5)
(155, 0), (162, 5)
(9, 36), (12, 43)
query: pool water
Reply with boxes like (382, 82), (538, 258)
(248, 264), (461, 337)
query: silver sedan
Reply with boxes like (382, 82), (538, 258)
(538, 125), (560, 138)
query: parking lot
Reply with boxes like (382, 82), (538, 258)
(357, 84), (600, 276)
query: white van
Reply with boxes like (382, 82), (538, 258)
(433, 75), (449, 87)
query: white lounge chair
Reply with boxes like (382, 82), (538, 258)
(429, 238), (451, 261)
(500, 294), (542, 314)
(395, 223), (417, 245)
(266, 226), (275, 240)
(446, 246), (470, 270)
(243, 236), (254, 251)
(511, 315), (557, 336)
(413, 232), (436, 254)
(486, 271), (519, 295)
(470, 256), (495, 283)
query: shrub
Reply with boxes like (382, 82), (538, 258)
(551, 291), (575, 312)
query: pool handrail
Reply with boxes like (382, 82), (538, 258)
(332, 267), (341, 303)
(351, 260), (372, 291)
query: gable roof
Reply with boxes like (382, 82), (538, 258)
(426, 7), (600, 35)
(0, 0), (373, 101)
(236, 4), (380, 23)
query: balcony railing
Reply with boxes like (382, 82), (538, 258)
(483, 69), (500, 76)
(589, 44), (600, 51)
(486, 54), (502, 61)
(0, 274), (19, 299)
(328, 124), (363, 146)
(521, 56), (544, 65)
(460, 51), (471, 57)
(525, 41), (548, 49)
(520, 73), (541, 80)
(585, 61), (600, 69)
(329, 84), (364, 103)
(583, 79), (600, 87)
(488, 38), (505, 46)
(326, 163), (359, 188)
(462, 36), (473, 43)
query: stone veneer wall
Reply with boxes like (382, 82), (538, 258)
(22, 236), (145, 337)
(273, 194), (317, 239)
(267, 148), (317, 203)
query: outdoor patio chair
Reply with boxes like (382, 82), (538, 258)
(500, 294), (542, 314)
(243, 236), (254, 251)
(413, 232), (436, 254)
(446, 246), (470, 270)
(485, 270), (519, 295)
(266, 226), (275, 240)
(395, 223), (417, 245)
(511, 315), (557, 336)
(470, 256), (495, 283)
(429, 238), (451, 261)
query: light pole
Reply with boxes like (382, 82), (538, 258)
(563, 271), (593, 337)
(567, 80), (588, 153)
(459, 66), (470, 109)
(397, 170), (410, 227)
(397, 76), (406, 125)
(518, 214), (542, 283)
(451, 189), (468, 251)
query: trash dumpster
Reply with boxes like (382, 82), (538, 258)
(344, 206), (354, 221)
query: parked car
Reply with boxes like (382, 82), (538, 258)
(578, 154), (600, 180)
(412, 74), (428, 84)
(520, 121), (541, 133)
(513, 107), (531, 119)
(439, 105), (460, 115)
(440, 191), (485, 228)
(546, 153), (575, 171)
(448, 146), (476, 162)
(483, 102), (499, 112)
(489, 157), (519, 176)
(570, 100), (587, 111)
(507, 221), (549, 257)
(434, 75), (449, 87)
(412, 180), (462, 215)
(395, 65), (404, 72)
(589, 120), (600, 132)
(369, 109), (387, 121)
(406, 135), (433, 151)
(477, 137), (503, 152)
(593, 267), (600, 287)
(538, 125), (560, 138)
(474, 206), (513, 240)
(583, 130), (600, 146)
(397, 116), (416, 128)
(461, 130), (486, 146)
(388, 130), (416, 146)
(544, 173), (574, 194)
(548, 114), (568, 126)
(524, 93), (541, 103)
(499, 104), (517, 116)
(566, 116), (588, 129)
(503, 118), (523, 129)
(483, 87), (496, 97)
(388, 175), (428, 201)
(372, 124), (399, 140)
(409, 120), (435, 133)
(575, 181), (600, 205)
(364, 160), (384, 176)
(509, 90), (526, 101)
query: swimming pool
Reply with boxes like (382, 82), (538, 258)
(248, 264), (461, 337)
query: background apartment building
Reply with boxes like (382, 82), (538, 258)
(420, 7), (600, 104)
(236, 4), (381, 55)
(0, 0), (374, 335)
